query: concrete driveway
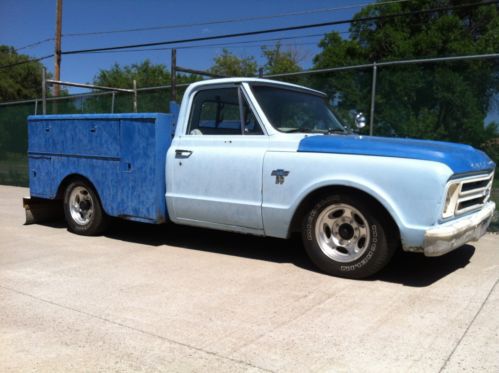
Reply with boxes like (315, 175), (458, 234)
(1, 185), (498, 372)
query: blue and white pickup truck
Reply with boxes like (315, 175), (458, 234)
(25, 78), (496, 278)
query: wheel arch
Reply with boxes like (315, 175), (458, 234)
(57, 174), (94, 198)
(288, 184), (401, 244)
(56, 174), (108, 216)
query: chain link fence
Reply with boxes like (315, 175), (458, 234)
(0, 55), (498, 227)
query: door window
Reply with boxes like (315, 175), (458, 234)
(188, 87), (263, 135)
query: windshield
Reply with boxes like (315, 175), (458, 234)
(250, 85), (346, 134)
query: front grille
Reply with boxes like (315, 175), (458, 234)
(461, 179), (490, 192)
(454, 172), (494, 215)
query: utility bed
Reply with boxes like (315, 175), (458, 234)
(27, 113), (174, 223)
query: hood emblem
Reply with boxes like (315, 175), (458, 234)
(271, 169), (290, 184)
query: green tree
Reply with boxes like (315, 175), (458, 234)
(261, 42), (305, 84)
(261, 42), (302, 75)
(312, 0), (499, 160)
(209, 44), (304, 79)
(0, 46), (50, 161)
(92, 60), (200, 111)
(209, 49), (257, 77)
(0, 45), (46, 102)
(94, 59), (171, 89)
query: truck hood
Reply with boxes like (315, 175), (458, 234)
(297, 134), (495, 174)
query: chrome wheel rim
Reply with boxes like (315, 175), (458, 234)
(314, 203), (370, 263)
(69, 186), (94, 225)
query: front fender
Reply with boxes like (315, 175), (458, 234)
(290, 175), (405, 228)
(262, 151), (453, 248)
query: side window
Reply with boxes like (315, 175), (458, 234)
(188, 87), (264, 135)
(188, 88), (241, 135)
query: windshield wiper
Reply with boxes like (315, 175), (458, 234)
(325, 128), (349, 135)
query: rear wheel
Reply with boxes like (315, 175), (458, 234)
(63, 180), (108, 235)
(302, 194), (396, 279)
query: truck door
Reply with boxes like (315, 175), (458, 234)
(168, 86), (268, 230)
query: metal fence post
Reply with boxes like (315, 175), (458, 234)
(42, 67), (47, 115)
(111, 91), (115, 113)
(34, 99), (38, 115)
(369, 62), (377, 136)
(133, 80), (138, 113)
(171, 49), (177, 102)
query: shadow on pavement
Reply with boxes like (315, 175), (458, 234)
(372, 245), (475, 287)
(105, 219), (316, 271)
(35, 218), (476, 287)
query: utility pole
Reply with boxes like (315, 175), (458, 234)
(54, 0), (63, 97)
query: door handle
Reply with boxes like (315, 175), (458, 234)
(175, 149), (193, 158)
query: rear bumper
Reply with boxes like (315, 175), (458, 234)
(423, 201), (495, 257)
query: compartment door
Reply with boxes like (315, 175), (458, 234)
(28, 155), (52, 198)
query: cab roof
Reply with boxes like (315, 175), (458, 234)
(187, 77), (327, 98)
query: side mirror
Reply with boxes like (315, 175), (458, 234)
(354, 112), (366, 129)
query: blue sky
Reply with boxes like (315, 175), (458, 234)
(0, 0), (359, 91)
(0, 0), (497, 124)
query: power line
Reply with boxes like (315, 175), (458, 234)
(12, 0), (408, 52)
(15, 38), (54, 52)
(0, 54), (54, 69)
(82, 41), (319, 55)
(63, 0), (411, 37)
(61, 1), (499, 56)
(79, 31), (349, 55)
(4, 0), (497, 70)
(191, 40), (320, 51)
(90, 41), (317, 53)
(3, 32), (338, 69)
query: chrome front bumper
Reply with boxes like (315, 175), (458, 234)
(423, 201), (495, 257)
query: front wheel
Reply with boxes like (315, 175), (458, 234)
(302, 195), (396, 279)
(63, 180), (109, 235)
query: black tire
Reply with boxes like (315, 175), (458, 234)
(302, 194), (396, 279)
(63, 179), (109, 235)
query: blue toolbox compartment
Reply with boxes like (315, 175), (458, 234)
(27, 113), (174, 223)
